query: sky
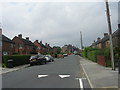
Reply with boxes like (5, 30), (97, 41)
(1, 1), (119, 48)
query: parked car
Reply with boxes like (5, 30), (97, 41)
(63, 54), (68, 57)
(45, 55), (54, 62)
(29, 54), (47, 66)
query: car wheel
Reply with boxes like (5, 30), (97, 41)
(30, 63), (34, 66)
(45, 61), (47, 64)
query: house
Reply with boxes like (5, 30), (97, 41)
(34, 40), (47, 54)
(45, 43), (53, 54)
(91, 24), (120, 49)
(2, 34), (15, 55)
(62, 44), (79, 54)
(12, 34), (37, 55)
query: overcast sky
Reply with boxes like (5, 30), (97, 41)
(1, 1), (118, 48)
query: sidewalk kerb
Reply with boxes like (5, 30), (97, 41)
(78, 56), (93, 88)
(1, 64), (30, 74)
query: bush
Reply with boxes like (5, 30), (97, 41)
(82, 47), (99, 58)
(2, 55), (31, 67)
(87, 50), (100, 62)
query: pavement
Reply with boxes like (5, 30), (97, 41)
(2, 55), (90, 89)
(79, 56), (119, 89)
(0, 64), (30, 74)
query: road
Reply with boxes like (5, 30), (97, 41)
(2, 55), (90, 89)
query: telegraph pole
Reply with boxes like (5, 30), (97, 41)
(80, 31), (83, 50)
(105, 0), (115, 70)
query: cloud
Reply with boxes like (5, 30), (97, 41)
(2, 2), (118, 48)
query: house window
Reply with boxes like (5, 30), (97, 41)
(19, 44), (22, 49)
(11, 44), (14, 48)
(3, 51), (8, 55)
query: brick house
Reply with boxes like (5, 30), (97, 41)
(91, 24), (120, 49)
(12, 34), (37, 55)
(62, 44), (79, 54)
(2, 34), (15, 55)
(34, 40), (47, 54)
(45, 43), (53, 54)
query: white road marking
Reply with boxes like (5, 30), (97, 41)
(59, 75), (70, 78)
(76, 78), (85, 90)
(38, 75), (48, 78)
(79, 79), (83, 90)
(79, 78), (84, 90)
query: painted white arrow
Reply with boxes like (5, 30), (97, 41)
(38, 75), (48, 78)
(59, 75), (70, 78)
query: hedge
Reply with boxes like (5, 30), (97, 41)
(2, 55), (31, 67)
(87, 50), (100, 62)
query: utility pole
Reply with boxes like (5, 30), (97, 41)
(80, 31), (83, 50)
(105, 0), (115, 70)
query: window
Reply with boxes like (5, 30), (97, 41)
(19, 44), (22, 49)
(11, 44), (13, 48)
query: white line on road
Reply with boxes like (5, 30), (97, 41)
(59, 75), (70, 78)
(79, 78), (84, 90)
(76, 78), (85, 90)
(38, 75), (48, 78)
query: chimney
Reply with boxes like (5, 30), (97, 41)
(104, 33), (108, 37)
(94, 40), (95, 43)
(36, 40), (38, 43)
(45, 43), (47, 46)
(26, 37), (29, 41)
(118, 24), (120, 29)
(40, 40), (42, 44)
(18, 34), (22, 38)
(97, 37), (101, 41)
(48, 44), (50, 46)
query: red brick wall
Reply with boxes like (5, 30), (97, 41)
(97, 56), (106, 66)
(2, 41), (15, 55)
(13, 37), (34, 55)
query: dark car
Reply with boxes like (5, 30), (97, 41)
(29, 54), (47, 66)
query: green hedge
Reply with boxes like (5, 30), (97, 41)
(82, 47), (119, 67)
(2, 55), (31, 67)
(87, 50), (100, 62)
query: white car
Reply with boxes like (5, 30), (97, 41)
(45, 55), (54, 62)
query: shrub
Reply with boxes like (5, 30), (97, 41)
(87, 50), (100, 62)
(2, 55), (31, 67)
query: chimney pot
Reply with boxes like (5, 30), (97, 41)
(26, 37), (29, 41)
(18, 34), (22, 38)
(45, 43), (47, 46)
(104, 33), (108, 37)
(36, 40), (38, 43)
(97, 37), (101, 41)
(40, 40), (42, 44)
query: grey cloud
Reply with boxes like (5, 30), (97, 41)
(2, 2), (118, 48)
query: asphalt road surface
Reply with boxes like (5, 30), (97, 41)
(2, 55), (90, 89)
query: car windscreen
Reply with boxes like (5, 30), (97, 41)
(30, 55), (38, 59)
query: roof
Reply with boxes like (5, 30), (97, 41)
(91, 29), (120, 46)
(13, 36), (34, 46)
(2, 34), (14, 43)
(39, 43), (47, 48)
(112, 29), (120, 37)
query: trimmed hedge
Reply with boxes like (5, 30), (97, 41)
(82, 47), (119, 67)
(87, 50), (100, 62)
(2, 55), (31, 67)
